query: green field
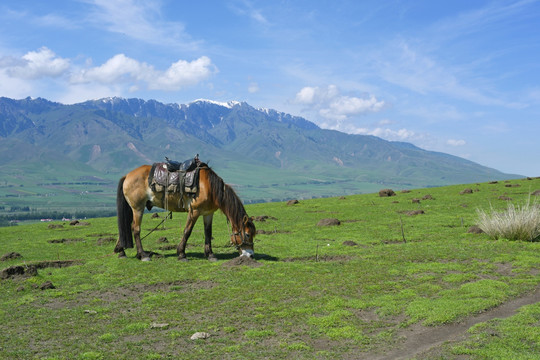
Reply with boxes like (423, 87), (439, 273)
(1, 178), (539, 359)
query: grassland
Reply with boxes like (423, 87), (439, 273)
(0, 178), (539, 359)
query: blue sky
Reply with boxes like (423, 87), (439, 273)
(1, 0), (539, 176)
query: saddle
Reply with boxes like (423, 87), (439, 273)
(148, 155), (203, 195)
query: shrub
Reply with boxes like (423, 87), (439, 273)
(477, 198), (540, 241)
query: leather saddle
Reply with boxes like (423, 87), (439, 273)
(148, 155), (202, 195)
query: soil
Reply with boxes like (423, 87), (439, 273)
(0, 252), (22, 261)
(222, 256), (262, 267)
(317, 218), (341, 226)
(48, 238), (85, 244)
(368, 286), (540, 360)
(379, 189), (396, 197)
(405, 210), (425, 216)
(1, 260), (83, 279)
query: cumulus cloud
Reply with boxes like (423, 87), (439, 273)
(0, 47), (217, 101)
(71, 54), (217, 91)
(295, 85), (384, 121)
(1, 47), (70, 79)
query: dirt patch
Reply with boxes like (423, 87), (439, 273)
(342, 240), (358, 246)
(48, 238), (85, 244)
(47, 224), (64, 229)
(222, 256), (262, 267)
(1, 260), (84, 279)
(379, 189), (396, 197)
(317, 218), (341, 226)
(460, 188), (473, 194)
(96, 237), (116, 245)
(1, 252), (22, 261)
(256, 229), (290, 235)
(69, 220), (90, 226)
(404, 210), (425, 216)
(253, 215), (278, 222)
(282, 255), (353, 262)
(371, 287), (540, 360)
(287, 199), (299, 206)
(531, 190), (540, 196)
(467, 225), (484, 234)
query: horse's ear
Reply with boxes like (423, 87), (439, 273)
(243, 215), (249, 224)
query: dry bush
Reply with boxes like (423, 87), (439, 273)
(477, 197), (540, 241)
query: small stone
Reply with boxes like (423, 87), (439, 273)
(190, 332), (211, 340)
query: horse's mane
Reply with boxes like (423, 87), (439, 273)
(206, 166), (248, 230)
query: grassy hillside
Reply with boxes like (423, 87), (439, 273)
(1, 178), (539, 359)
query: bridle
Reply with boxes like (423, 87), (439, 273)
(231, 230), (253, 249)
(227, 219), (254, 250)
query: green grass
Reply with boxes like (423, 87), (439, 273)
(0, 178), (539, 359)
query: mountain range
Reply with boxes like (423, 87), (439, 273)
(0, 96), (521, 214)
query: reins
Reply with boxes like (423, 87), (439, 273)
(140, 211), (172, 241)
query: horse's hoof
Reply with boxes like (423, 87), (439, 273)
(141, 257), (151, 262)
(118, 253), (127, 259)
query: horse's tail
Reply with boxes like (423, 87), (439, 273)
(116, 176), (134, 250)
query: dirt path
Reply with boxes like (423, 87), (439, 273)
(372, 287), (539, 360)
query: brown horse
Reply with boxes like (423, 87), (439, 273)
(115, 163), (256, 261)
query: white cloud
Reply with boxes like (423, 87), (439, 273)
(294, 85), (384, 121)
(351, 127), (418, 142)
(151, 56), (217, 90)
(71, 54), (217, 91)
(86, 0), (199, 50)
(0, 47), (217, 101)
(1, 47), (70, 79)
(447, 139), (466, 146)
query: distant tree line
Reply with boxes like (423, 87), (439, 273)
(0, 209), (117, 227)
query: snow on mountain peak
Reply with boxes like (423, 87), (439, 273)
(190, 99), (241, 109)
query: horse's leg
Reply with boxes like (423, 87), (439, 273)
(177, 211), (199, 261)
(132, 209), (151, 261)
(203, 214), (216, 261)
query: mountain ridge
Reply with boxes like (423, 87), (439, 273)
(0, 96), (522, 212)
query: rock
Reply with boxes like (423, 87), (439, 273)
(190, 332), (211, 340)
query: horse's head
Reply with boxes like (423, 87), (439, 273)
(231, 215), (256, 257)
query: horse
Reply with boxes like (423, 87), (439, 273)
(114, 162), (256, 261)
